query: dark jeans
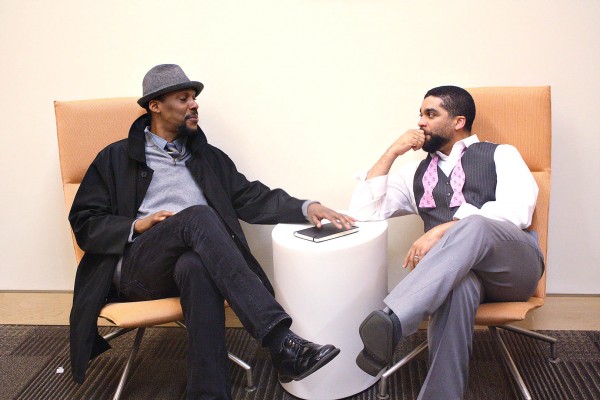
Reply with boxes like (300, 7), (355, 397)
(120, 205), (291, 400)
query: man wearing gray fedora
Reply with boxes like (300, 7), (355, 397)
(69, 64), (354, 399)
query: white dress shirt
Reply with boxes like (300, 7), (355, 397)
(349, 135), (538, 229)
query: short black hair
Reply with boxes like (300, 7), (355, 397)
(424, 86), (476, 132)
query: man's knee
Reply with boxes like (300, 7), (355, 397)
(451, 215), (504, 241)
(179, 205), (217, 220)
(453, 216), (527, 248)
(455, 214), (492, 231)
(177, 205), (225, 231)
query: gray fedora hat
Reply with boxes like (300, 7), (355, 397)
(138, 64), (204, 107)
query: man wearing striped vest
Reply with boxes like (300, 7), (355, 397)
(349, 86), (544, 400)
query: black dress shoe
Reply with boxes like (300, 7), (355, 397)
(356, 310), (398, 376)
(272, 333), (340, 383)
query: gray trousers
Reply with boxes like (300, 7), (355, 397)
(384, 215), (544, 400)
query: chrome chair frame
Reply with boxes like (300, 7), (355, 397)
(103, 323), (257, 400)
(376, 326), (558, 400)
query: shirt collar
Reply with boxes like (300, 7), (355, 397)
(435, 134), (480, 161)
(144, 126), (186, 151)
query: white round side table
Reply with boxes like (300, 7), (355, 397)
(272, 220), (388, 400)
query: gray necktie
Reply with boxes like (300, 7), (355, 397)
(165, 142), (181, 159)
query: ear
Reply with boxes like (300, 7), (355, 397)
(454, 116), (466, 131)
(148, 99), (161, 114)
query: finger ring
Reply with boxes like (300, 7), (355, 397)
(414, 255), (420, 259)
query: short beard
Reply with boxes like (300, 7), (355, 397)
(422, 134), (450, 153)
(176, 121), (199, 137)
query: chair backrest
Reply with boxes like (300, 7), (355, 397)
(55, 97), (144, 263)
(467, 86), (551, 298)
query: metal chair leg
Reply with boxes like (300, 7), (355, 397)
(228, 352), (257, 392)
(103, 327), (135, 342)
(111, 327), (146, 400)
(489, 326), (532, 400)
(176, 321), (256, 392)
(377, 340), (428, 399)
(376, 325), (558, 400)
(499, 324), (559, 362)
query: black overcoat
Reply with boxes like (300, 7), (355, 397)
(69, 114), (307, 383)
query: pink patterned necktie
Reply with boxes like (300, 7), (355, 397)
(449, 151), (466, 207)
(418, 155), (439, 208)
(419, 149), (466, 208)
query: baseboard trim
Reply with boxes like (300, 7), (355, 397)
(0, 291), (242, 328)
(1, 291), (598, 330)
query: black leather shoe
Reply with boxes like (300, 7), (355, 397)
(272, 334), (340, 383)
(356, 310), (398, 376)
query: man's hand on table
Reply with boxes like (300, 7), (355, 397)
(307, 203), (356, 229)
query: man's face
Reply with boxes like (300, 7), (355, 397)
(154, 89), (199, 135)
(418, 96), (455, 154)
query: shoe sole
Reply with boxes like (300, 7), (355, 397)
(356, 311), (394, 376)
(279, 347), (341, 383)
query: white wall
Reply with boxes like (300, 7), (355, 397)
(1, 0), (598, 294)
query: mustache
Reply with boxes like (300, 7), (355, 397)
(185, 113), (198, 120)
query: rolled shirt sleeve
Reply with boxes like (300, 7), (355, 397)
(349, 161), (420, 221)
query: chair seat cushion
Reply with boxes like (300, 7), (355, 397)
(99, 297), (183, 328)
(99, 298), (231, 328)
(475, 296), (544, 326)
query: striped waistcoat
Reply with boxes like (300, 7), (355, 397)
(414, 142), (499, 232)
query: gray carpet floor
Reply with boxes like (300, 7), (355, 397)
(1, 325), (599, 399)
